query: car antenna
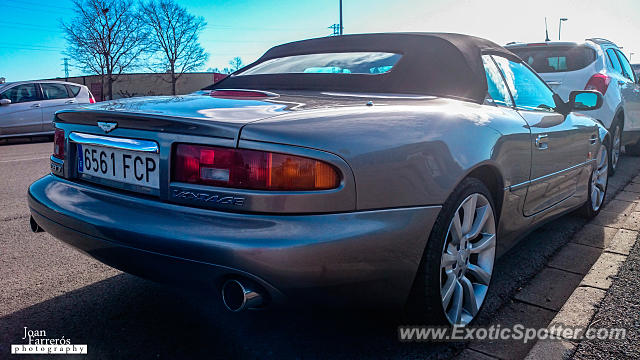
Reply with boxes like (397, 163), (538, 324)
(544, 17), (551, 42)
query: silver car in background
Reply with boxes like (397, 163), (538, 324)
(28, 33), (610, 326)
(0, 80), (95, 138)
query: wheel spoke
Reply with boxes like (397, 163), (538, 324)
(467, 205), (490, 240)
(467, 263), (491, 285)
(441, 273), (457, 308)
(451, 212), (463, 244)
(441, 252), (457, 268)
(460, 276), (479, 316)
(461, 195), (477, 235)
(470, 234), (496, 254)
(447, 281), (464, 324)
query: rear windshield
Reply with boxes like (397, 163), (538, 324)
(237, 52), (402, 75)
(509, 45), (596, 73)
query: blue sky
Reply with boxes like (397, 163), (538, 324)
(2, 0), (640, 81)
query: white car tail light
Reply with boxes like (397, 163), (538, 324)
(585, 73), (611, 96)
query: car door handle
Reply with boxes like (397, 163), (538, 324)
(590, 134), (598, 145)
(65, 100), (76, 104)
(30, 103), (40, 108)
(535, 134), (549, 150)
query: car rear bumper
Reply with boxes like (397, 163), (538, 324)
(28, 175), (441, 308)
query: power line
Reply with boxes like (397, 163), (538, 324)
(0, 42), (64, 50)
(3, 3), (69, 14)
(10, 0), (74, 11)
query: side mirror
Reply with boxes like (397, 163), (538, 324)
(0, 99), (11, 106)
(569, 90), (603, 112)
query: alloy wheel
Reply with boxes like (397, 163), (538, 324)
(591, 145), (608, 211)
(440, 193), (496, 325)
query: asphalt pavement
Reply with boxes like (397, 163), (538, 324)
(0, 138), (636, 360)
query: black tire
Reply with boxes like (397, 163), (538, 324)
(626, 142), (640, 156)
(404, 177), (496, 326)
(578, 139), (609, 219)
(608, 120), (622, 176)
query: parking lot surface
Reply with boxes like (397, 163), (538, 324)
(1, 139), (639, 359)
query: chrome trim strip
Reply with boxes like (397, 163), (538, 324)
(509, 159), (595, 192)
(69, 132), (159, 153)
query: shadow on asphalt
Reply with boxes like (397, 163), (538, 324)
(0, 136), (53, 146)
(0, 273), (457, 359)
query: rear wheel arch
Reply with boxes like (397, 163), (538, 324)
(465, 164), (505, 222)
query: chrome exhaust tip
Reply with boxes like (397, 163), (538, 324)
(30, 216), (44, 233)
(221, 279), (264, 312)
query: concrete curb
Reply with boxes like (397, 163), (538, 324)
(524, 182), (640, 359)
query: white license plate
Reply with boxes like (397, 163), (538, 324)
(77, 144), (160, 189)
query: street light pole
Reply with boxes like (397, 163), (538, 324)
(558, 18), (568, 40)
(339, 0), (343, 35)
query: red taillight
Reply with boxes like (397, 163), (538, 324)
(173, 144), (340, 191)
(88, 91), (96, 103)
(53, 128), (65, 160)
(585, 73), (611, 96)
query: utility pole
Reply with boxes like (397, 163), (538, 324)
(558, 18), (568, 41)
(544, 17), (550, 42)
(62, 58), (70, 78)
(328, 24), (340, 36)
(328, 0), (343, 36)
(339, 0), (343, 35)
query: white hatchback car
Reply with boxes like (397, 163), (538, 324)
(507, 39), (640, 175)
(0, 80), (95, 138)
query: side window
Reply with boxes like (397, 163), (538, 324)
(68, 85), (81, 97)
(0, 84), (40, 104)
(606, 49), (623, 74)
(615, 50), (636, 82)
(482, 55), (513, 107)
(41, 83), (70, 100)
(492, 56), (557, 112)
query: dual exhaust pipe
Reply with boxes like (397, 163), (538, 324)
(30, 216), (44, 233)
(221, 279), (265, 312)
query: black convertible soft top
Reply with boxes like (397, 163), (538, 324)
(205, 33), (520, 103)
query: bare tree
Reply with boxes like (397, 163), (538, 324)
(229, 57), (243, 72)
(140, 0), (208, 95)
(207, 67), (232, 74)
(62, 0), (149, 100)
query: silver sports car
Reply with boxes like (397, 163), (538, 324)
(28, 33), (609, 326)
